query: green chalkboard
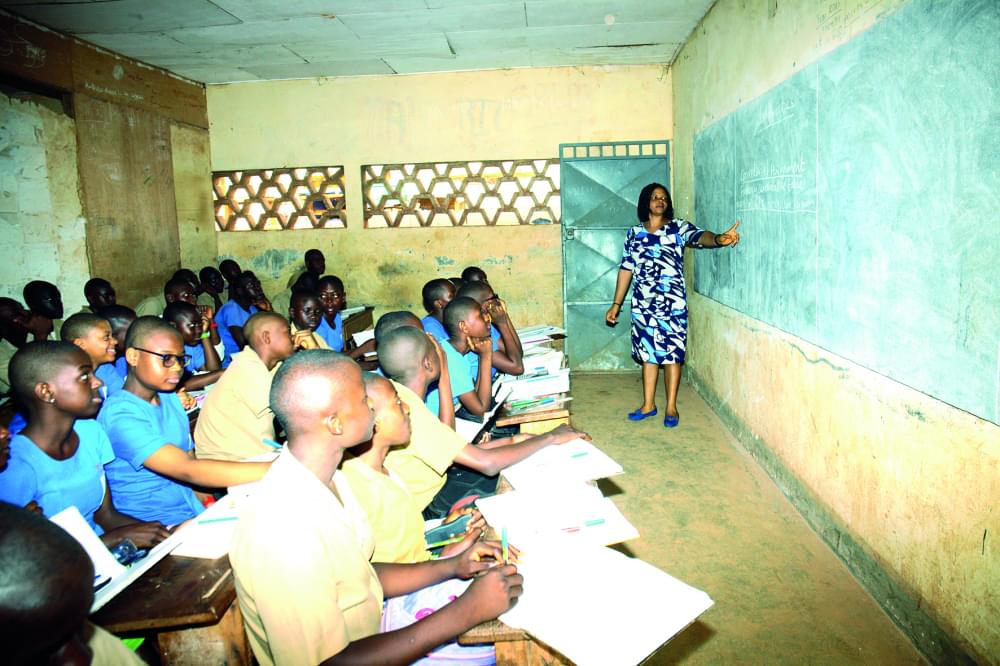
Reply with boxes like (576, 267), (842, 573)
(695, 0), (1000, 425)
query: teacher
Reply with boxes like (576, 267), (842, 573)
(605, 183), (740, 428)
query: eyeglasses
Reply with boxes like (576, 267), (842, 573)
(132, 347), (192, 368)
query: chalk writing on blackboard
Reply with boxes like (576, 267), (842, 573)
(83, 81), (145, 103)
(753, 97), (797, 136)
(737, 156), (813, 214)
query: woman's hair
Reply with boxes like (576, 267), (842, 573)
(636, 182), (673, 222)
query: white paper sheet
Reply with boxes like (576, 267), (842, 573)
(501, 438), (623, 489)
(49, 506), (125, 587)
(500, 538), (714, 666)
(476, 484), (639, 547)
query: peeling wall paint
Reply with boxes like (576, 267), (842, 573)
(673, 0), (998, 661)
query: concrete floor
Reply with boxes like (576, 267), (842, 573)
(568, 372), (924, 665)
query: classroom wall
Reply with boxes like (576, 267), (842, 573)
(0, 91), (90, 315)
(171, 124), (217, 272)
(672, 0), (998, 662)
(206, 64), (673, 323)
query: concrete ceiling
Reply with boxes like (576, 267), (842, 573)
(1, 0), (714, 84)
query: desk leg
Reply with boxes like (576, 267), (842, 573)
(517, 416), (569, 436)
(495, 638), (568, 665)
(156, 601), (251, 666)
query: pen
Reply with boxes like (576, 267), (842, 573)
(501, 527), (508, 564)
(560, 518), (606, 533)
(197, 516), (239, 525)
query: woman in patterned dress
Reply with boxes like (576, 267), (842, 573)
(605, 183), (740, 428)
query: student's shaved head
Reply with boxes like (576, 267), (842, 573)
(422, 278), (456, 313)
(97, 304), (136, 333)
(125, 316), (181, 349)
(9, 341), (85, 405)
(270, 350), (358, 437)
(317, 275), (344, 291)
(244, 311), (287, 346)
(0, 502), (94, 665)
(219, 259), (241, 281)
(59, 313), (106, 342)
(378, 326), (431, 382)
(461, 266), (487, 282)
(290, 288), (319, 311)
(456, 280), (494, 304)
(163, 276), (195, 301)
(374, 311), (422, 345)
(443, 296), (482, 337)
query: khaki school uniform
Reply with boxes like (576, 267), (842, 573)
(384, 381), (467, 511)
(290, 322), (329, 350)
(230, 449), (383, 666)
(341, 455), (430, 564)
(134, 294), (166, 318)
(194, 347), (278, 461)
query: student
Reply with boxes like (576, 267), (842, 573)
(272, 272), (318, 320)
(22, 280), (63, 341)
(82, 277), (116, 313)
(134, 275), (199, 318)
(195, 312), (304, 462)
(286, 247), (326, 288)
(60, 313), (123, 397)
(420, 278), (456, 342)
(457, 280), (525, 377)
(0, 502), (147, 666)
(373, 311), (457, 428)
(342, 373), (482, 564)
(316, 275), (375, 360)
(215, 271), (265, 362)
(379, 326), (588, 518)
(219, 258), (242, 298)
(199, 265), (227, 310)
(430, 297), (493, 418)
(98, 304), (136, 380)
(0, 341), (171, 551)
(229, 349), (522, 666)
(98, 317), (271, 524)
(461, 266), (488, 283)
(288, 288), (328, 349)
(163, 302), (224, 391)
(0, 297), (31, 394)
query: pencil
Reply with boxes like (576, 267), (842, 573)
(501, 527), (509, 564)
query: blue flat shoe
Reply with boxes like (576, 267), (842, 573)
(628, 407), (658, 421)
(663, 414), (680, 428)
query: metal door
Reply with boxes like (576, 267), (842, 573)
(560, 141), (670, 370)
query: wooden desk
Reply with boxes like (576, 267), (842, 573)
(92, 554), (251, 665)
(342, 306), (375, 345)
(495, 394), (570, 435)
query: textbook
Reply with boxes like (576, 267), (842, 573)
(517, 324), (566, 343)
(352, 328), (375, 347)
(50, 506), (184, 612)
(476, 484), (638, 547)
(501, 367), (570, 402)
(501, 437), (623, 489)
(499, 537), (714, 666)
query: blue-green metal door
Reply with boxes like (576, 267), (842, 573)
(560, 141), (670, 370)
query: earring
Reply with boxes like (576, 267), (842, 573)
(48, 397), (56, 404)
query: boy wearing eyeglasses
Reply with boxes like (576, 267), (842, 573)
(98, 316), (272, 524)
(195, 312), (307, 462)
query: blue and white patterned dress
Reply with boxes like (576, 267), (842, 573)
(619, 220), (705, 365)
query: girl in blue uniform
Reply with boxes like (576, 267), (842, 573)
(0, 341), (171, 549)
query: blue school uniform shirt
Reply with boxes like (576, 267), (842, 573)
(95, 362), (125, 399)
(113, 355), (128, 378)
(317, 312), (344, 352)
(465, 325), (501, 382)
(184, 342), (206, 373)
(98, 390), (205, 525)
(0, 419), (114, 534)
(425, 340), (474, 417)
(421, 315), (449, 341)
(215, 300), (258, 365)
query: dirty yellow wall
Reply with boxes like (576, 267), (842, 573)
(0, 92), (90, 315)
(672, 0), (998, 662)
(206, 64), (672, 323)
(171, 124), (217, 272)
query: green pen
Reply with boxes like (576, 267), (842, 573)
(198, 515), (239, 525)
(501, 527), (508, 564)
